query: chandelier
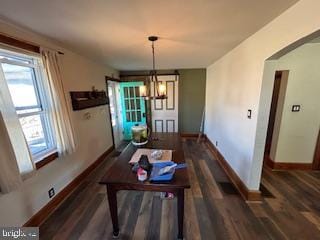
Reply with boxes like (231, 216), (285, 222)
(139, 36), (167, 99)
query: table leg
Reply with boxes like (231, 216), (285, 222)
(177, 189), (185, 239)
(106, 185), (120, 238)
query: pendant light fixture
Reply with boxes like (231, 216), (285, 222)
(139, 36), (167, 99)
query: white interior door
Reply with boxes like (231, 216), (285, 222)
(151, 75), (179, 133)
(108, 81), (123, 147)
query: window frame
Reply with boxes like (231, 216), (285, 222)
(0, 49), (57, 164)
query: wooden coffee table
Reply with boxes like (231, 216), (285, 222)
(100, 133), (190, 239)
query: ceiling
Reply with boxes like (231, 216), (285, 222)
(0, 0), (299, 70)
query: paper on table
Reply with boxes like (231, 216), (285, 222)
(129, 148), (172, 164)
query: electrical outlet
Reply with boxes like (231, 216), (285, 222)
(48, 188), (55, 198)
(215, 141), (218, 147)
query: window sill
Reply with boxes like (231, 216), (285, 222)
(35, 151), (59, 170)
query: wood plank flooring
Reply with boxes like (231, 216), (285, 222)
(39, 139), (320, 240)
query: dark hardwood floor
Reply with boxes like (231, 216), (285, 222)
(39, 139), (320, 240)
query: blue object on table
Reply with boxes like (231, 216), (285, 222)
(175, 163), (187, 169)
(150, 161), (176, 182)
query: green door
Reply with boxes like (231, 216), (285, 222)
(120, 81), (146, 140)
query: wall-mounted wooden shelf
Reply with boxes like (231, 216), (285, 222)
(70, 91), (109, 111)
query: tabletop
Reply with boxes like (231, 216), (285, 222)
(100, 133), (190, 190)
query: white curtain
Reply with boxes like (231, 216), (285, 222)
(0, 68), (34, 192)
(41, 50), (76, 155)
(0, 112), (23, 193)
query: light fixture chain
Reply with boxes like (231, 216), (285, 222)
(152, 40), (160, 95)
(152, 41), (156, 78)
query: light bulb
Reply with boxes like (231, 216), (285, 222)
(139, 85), (147, 97)
(158, 83), (166, 96)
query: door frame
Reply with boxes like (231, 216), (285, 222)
(106, 78), (124, 148)
(106, 80), (115, 148)
(264, 71), (282, 156)
(312, 129), (320, 170)
(263, 70), (289, 168)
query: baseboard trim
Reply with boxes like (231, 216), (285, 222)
(265, 156), (312, 170)
(204, 136), (261, 201)
(180, 133), (199, 138)
(180, 133), (208, 140)
(23, 145), (115, 227)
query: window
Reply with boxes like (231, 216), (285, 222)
(0, 49), (56, 162)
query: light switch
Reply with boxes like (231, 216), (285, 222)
(247, 109), (252, 119)
(292, 105), (301, 112)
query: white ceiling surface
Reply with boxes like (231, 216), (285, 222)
(0, 0), (299, 70)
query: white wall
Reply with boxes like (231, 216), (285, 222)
(0, 20), (118, 226)
(205, 0), (320, 190)
(269, 43), (320, 164)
